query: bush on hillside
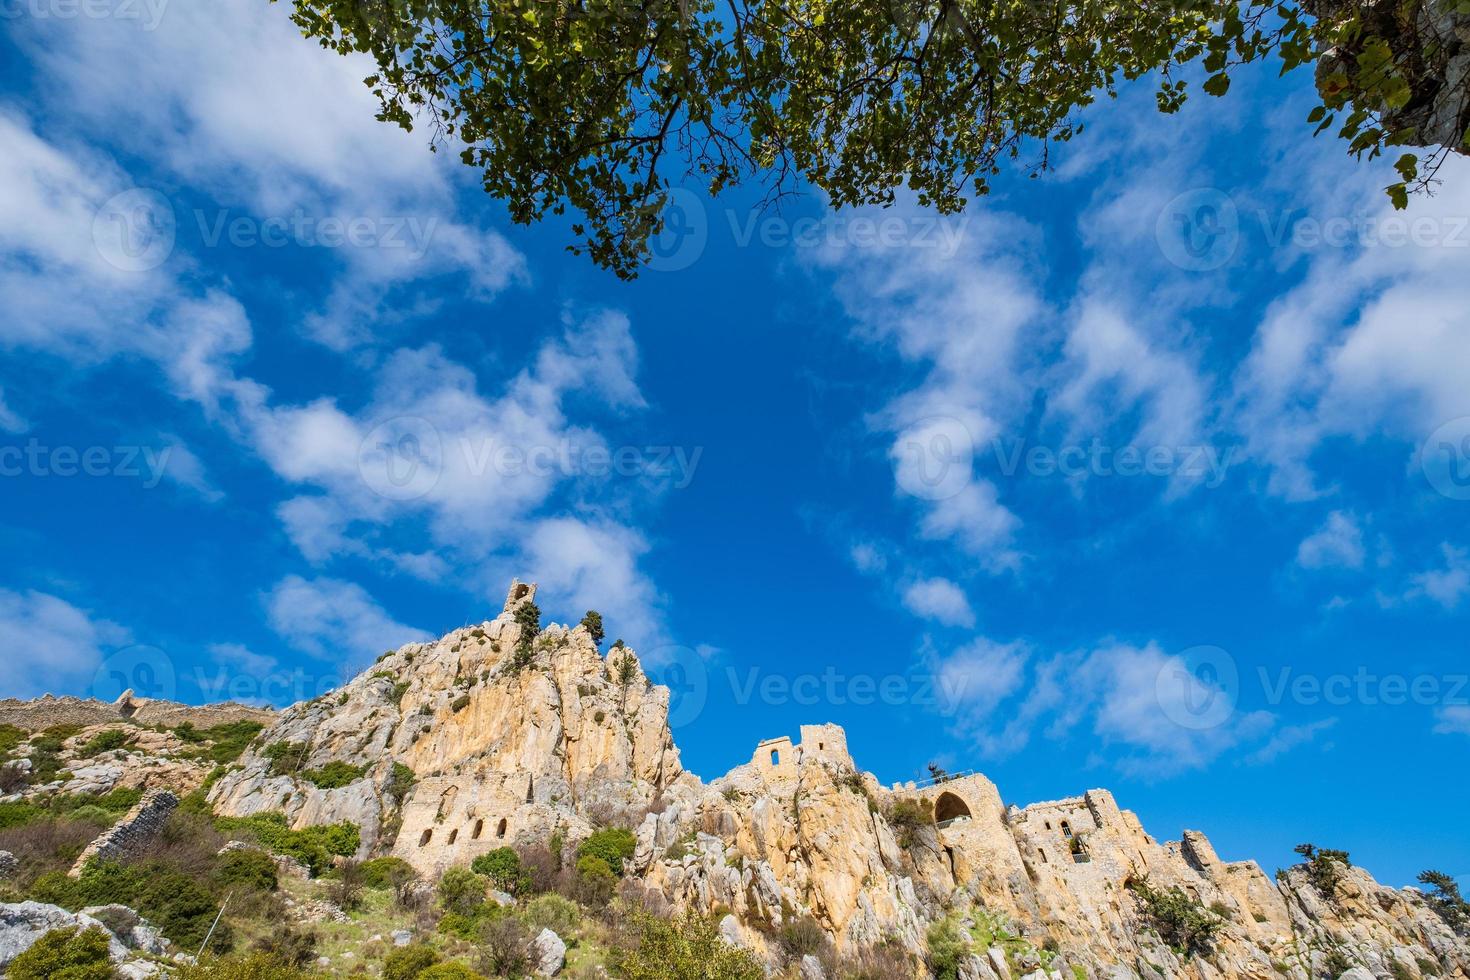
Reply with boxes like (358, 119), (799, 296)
(7, 925), (117, 980)
(577, 827), (636, 875)
(614, 909), (765, 980)
(299, 761), (366, 790)
(470, 848), (530, 894)
(382, 944), (441, 980)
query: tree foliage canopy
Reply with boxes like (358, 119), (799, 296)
(287, 0), (1468, 275)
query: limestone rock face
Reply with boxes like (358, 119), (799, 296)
(186, 579), (1470, 979)
(210, 581), (684, 869)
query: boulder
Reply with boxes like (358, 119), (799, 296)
(0, 851), (16, 879)
(0, 901), (130, 969)
(531, 928), (566, 976)
(799, 953), (827, 980)
(391, 929), (413, 947)
(79, 905), (168, 955)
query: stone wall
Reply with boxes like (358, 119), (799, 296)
(0, 694), (273, 732)
(68, 790), (179, 877)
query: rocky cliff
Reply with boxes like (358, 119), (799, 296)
(190, 580), (1470, 979)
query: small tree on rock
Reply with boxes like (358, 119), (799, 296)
(580, 611), (605, 647)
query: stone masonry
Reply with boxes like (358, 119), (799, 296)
(68, 789), (179, 877)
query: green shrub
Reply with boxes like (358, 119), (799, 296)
(173, 721), (264, 765)
(521, 894), (579, 933)
(53, 789), (142, 817)
(0, 801), (45, 829)
(438, 866), (488, 916)
(299, 761), (366, 790)
(213, 813), (359, 875)
(470, 848), (529, 894)
(360, 856), (417, 891)
(1128, 876), (1222, 958)
(7, 925), (117, 980)
(79, 729), (132, 758)
(614, 909), (764, 980)
(174, 954), (320, 980)
(34, 861), (232, 953)
(779, 915), (830, 963)
(0, 723), (24, 756)
(262, 742), (310, 778)
(32, 726), (82, 754)
(215, 849), (280, 892)
(886, 797), (934, 848)
(415, 964), (482, 980)
(382, 944), (440, 980)
(577, 827), (636, 876)
(925, 916), (969, 980)
(451, 694), (471, 713)
(385, 763), (416, 804)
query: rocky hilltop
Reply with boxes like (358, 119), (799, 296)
(194, 580), (1470, 980)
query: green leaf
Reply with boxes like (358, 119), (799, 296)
(1202, 73), (1231, 97)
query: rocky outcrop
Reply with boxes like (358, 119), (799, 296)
(0, 692), (272, 732)
(0, 901), (164, 976)
(210, 581), (686, 867)
(191, 579), (1470, 979)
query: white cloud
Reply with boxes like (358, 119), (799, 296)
(849, 542), (887, 575)
(0, 389), (26, 434)
(156, 437), (224, 501)
(1405, 544), (1470, 610)
(0, 590), (130, 697)
(901, 578), (976, 627)
(1433, 705), (1470, 737)
(931, 637), (1029, 716)
(1244, 718), (1337, 765)
(808, 203), (1041, 572)
(1296, 511), (1366, 570)
(265, 575), (432, 668)
(206, 641), (279, 680)
(10, 1), (526, 355)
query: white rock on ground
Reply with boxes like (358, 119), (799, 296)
(0, 850), (16, 878)
(531, 928), (566, 976)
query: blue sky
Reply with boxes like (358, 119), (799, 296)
(2, 1), (1468, 889)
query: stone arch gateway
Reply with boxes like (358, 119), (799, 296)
(935, 791), (973, 826)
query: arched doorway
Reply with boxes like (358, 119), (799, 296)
(935, 791), (972, 828)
